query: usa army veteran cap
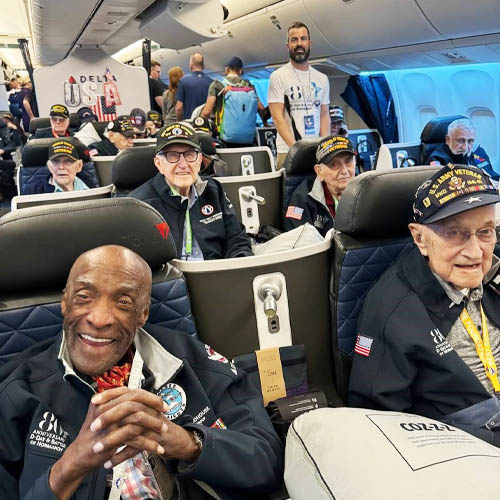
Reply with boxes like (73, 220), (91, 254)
(156, 122), (200, 153)
(316, 135), (355, 165)
(107, 115), (135, 137)
(48, 140), (80, 161)
(49, 104), (70, 119)
(413, 164), (500, 224)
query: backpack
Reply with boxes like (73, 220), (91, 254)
(217, 78), (257, 144)
(8, 91), (23, 118)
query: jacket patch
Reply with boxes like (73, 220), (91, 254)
(193, 405), (211, 424)
(429, 328), (453, 357)
(201, 204), (214, 216)
(314, 214), (329, 228)
(210, 417), (227, 429)
(28, 412), (69, 454)
(205, 344), (228, 364)
(200, 212), (223, 224)
(158, 383), (187, 420)
(354, 334), (373, 357)
(286, 205), (304, 220)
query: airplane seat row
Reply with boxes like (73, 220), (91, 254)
(330, 166), (440, 401)
(0, 197), (196, 364)
(28, 115), (110, 139)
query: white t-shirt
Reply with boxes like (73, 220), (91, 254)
(268, 62), (330, 153)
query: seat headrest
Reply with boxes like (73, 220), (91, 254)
(68, 112), (81, 128)
(22, 137), (91, 167)
(420, 115), (467, 144)
(335, 166), (440, 238)
(0, 198), (176, 293)
(284, 138), (322, 175)
(29, 117), (50, 134)
(112, 145), (157, 189)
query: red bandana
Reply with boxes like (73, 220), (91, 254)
(92, 348), (134, 393)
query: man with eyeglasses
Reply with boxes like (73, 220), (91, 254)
(349, 164), (500, 447)
(33, 104), (73, 139)
(130, 122), (252, 260)
(284, 135), (356, 236)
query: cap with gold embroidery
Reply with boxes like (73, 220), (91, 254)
(107, 115), (135, 137)
(156, 122), (200, 153)
(413, 164), (500, 223)
(48, 140), (80, 161)
(49, 104), (69, 119)
(316, 135), (355, 165)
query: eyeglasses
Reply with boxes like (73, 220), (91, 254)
(50, 117), (67, 123)
(428, 224), (497, 246)
(159, 150), (200, 163)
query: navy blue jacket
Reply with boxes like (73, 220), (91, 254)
(0, 324), (283, 499)
(130, 175), (252, 260)
(349, 245), (500, 446)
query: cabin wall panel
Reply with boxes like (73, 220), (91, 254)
(386, 64), (500, 171)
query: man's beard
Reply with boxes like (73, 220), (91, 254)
(289, 46), (310, 63)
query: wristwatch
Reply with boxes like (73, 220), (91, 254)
(191, 429), (204, 452)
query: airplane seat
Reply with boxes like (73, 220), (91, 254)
(420, 115), (467, 164)
(373, 142), (421, 169)
(282, 138), (321, 217)
(0, 198), (196, 364)
(28, 117), (50, 134)
(330, 166), (439, 402)
(19, 138), (99, 195)
(214, 146), (275, 176)
(111, 145), (157, 196)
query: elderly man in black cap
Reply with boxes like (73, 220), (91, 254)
(284, 135), (356, 236)
(145, 110), (163, 138)
(130, 122), (252, 260)
(88, 115), (134, 156)
(34, 104), (72, 139)
(329, 105), (348, 138)
(201, 56), (265, 147)
(349, 164), (500, 446)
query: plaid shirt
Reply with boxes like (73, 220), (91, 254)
(120, 454), (161, 500)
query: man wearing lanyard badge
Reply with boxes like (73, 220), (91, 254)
(130, 122), (252, 260)
(268, 22), (331, 169)
(349, 164), (500, 447)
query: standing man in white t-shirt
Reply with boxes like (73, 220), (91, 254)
(268, 22), (330, 169)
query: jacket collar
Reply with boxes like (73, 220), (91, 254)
(308, 176), (327, 208)
(58, 327), (183, 391)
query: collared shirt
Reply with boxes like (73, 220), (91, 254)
(50, 176), (89, 192)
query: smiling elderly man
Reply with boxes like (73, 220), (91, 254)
(284, 135), (356, 236)
(349, 164), (500, 446)
(130, 122), (252, 260)
(0, 245), (283, 500)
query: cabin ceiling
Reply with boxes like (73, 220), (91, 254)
(23, 0), (500, 74)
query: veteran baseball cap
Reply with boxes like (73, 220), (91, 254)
(329, 105), (344, 122)
(107, 115), (135, 137)
(50, 104), (70, 119)
(147, 110), (162, 127)
(130, 108), (147, 132)
(156, 122), (200, 153)
(316, 135), (355, 165)
(192, 116), (217, 137)
(77, 106), (97, 123)
(413, 164), (500, 224)
(48, 140), (80, 161)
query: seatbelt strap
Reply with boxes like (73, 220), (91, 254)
(460, 303), (500, 393)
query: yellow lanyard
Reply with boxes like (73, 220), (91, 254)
(460, 303), (500, 393)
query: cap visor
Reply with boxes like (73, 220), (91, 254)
(157, 138), (200, 153)
(319, 148), (355, 164)
(122, 130), (135, 138)
(49, 153), (79, 162)
(424, 193), (500, 223)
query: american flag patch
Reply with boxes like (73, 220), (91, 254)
(286, 205), (304, 220)
(354, 334), (373, 357)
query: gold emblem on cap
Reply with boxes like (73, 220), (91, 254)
(423, 197), (431, 208)
(448, 176), (465, 191)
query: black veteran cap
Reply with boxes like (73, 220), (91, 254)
(156, 122), (200, 153)
(147, 110), (162, 127)
(316, 135), (355, 164)
(107, 115), (135, 137)
(329, 105), (344, 122)
(48, 140), (80, 161)
(413, 164), (500, 224)
(130, 108), (146, 132)
(192, 116), (217, 137)
(50, 104), (69, 119)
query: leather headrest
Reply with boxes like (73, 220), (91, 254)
(112, 145), (157, 189)
(335, 166), (440, 238)
(29, 117), (50, 134)
(22, 137), (91, 166)
(0, 198), (176, 293)
(284, 138), (322, 175)
(420, 115), (467, 144)
(68, 113), (81, 128)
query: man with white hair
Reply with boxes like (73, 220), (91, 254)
(427, 118), (499, 184)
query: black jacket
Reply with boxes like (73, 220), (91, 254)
(130, 174), (252, 260)
(88, 139), (118, 156)
(0, 121), (17, 160)
(284, 176), (333, 237)
(32, 127), (75, 139)
(0, 325), (283, 500)
(349, 245), (500, 445)
(427, 143), (499, 181)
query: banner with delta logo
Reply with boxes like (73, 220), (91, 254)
(34, 48), (149, 118)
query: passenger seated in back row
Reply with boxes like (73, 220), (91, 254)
(88, 115), (134, 157)
(23, 139), (89, 194)
(349, 164), (500, 447)
(284, 135), (356, 237)
(0, 245), (283, 499)
(130, 122), (252, 260)
(33, 104), (72, 139)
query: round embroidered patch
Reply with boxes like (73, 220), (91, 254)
(159, 383), (187, 420)
(201, 204), (214, 216)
